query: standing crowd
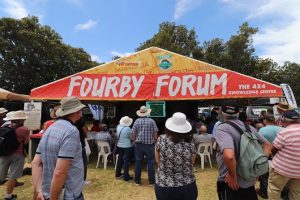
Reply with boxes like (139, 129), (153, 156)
(1, 97), (300, 200)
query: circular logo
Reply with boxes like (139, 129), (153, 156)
(159, 59), (172, 70)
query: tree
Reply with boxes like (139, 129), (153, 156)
(0, 16), (98, 94)
(202, 38), (226, 67)
(219, 23), (259, 76)
(136, 22), (203, 59)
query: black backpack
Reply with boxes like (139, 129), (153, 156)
(0, 125), (20, 156)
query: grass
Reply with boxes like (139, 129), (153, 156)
(1, 154), (220, 200)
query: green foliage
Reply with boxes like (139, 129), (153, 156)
(0, 16), (98, 94)
(136, 22), (203, 59)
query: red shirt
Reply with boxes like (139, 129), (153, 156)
(13, 125), (30, 156)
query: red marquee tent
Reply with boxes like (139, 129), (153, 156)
(30, 47), (283, 101)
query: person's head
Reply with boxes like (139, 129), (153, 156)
(101, 124), (108, 132)
(56, 96), (86, 123)
(255, 122), (264, 131)
(199, 125), (207, 134)
(221, 105), (239, 120)
(282, 110), (300, 127)
(50, 105), (60, 119)
(136, 105), (151, 117)
(262, 114), (275, 126)
(0, 108), (8, 118)
(260, 110), (267, 117)
(119, 116), (133, 127)
(165, 112), (193, 143)
(4, 110), (28, 125)
(92, 120), (100, 126)
(276, 102), (292, 114)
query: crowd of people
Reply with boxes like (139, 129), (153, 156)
(1, 98), (300, 200)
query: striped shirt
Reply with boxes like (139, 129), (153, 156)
(132, 117), (158, 144)
(272, 124), (300, 179)
(36, 119), (84, 200)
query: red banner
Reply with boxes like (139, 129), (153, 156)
(30, 72), (283, 100)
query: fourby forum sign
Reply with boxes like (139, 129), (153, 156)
(30, 47), (283, 100)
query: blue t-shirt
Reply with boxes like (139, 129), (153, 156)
(259, 125), (282, 143)
(116, 124), (132, 148)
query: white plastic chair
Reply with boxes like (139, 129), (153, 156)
(96, 141), (112, 169)
(196, 143), (212, 170)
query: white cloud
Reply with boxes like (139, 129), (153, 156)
(220, 0), (300, 64)
(110, 51), (132, 58)
(2, 0), (29, 19)
(74, 20), (98, 31)
(174, 0), (202, 20)
(91, 54), (101, 63)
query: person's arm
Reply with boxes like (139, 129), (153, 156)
(154, 132), (158, 143)
(82, 125), (88, 137)
(50, 159), (72, 200)
(262, 141), (272, 157)
(31, 154), (45, 200)
(223, 149), (239, 191)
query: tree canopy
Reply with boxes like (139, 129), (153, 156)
(0, 16), (98, 94)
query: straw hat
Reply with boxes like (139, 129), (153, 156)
(119, 116), (133, 127)
(3, 110), (28, 121)
(165, 112), (192, 134)
(276, 102), (292, 111)
(50, 105), (60, 119)
(56, 97), (86, 117)
(136, 106), (151, 117)
(0, 108), (8, 114)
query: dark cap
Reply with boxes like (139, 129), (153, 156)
(283, 110), (300, 120)
(221, 105), (239, 115)
(263, 114), (275, 121)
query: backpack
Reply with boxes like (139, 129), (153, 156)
(223, 121), (269, 181)
(0, 125), (20, 156)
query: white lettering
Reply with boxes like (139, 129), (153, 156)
(155, 75), (169, 97)
(80, 78), (93, 97)
(181, 75), (196, 96)
(119, 76), (131, 97)
(210, 73), (227, 95)
(131, 76), (144, 97)
(105, 77), (120, 97)
(91, 77), (107, 97)
(169, 76), (181, 96)
(67, 76), (82, 96)
(196, 74), (210, 95)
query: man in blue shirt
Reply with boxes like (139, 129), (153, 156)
(132, 106), (158, 185)
(32, 97), (86, 200)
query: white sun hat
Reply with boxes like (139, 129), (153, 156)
(56, 96), (86, 117)
(165, 112), (192, 134)
(136, 105), (151, 117)
(0, 108), (8, 114)
(119, 116), (133, 127)
(3, 110), (28, 121)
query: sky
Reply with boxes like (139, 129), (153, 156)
(0, 0), (299, 65)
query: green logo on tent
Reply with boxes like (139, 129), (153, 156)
(159, 59), (172, 70)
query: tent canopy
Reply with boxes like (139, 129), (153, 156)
(0, 88), (30, 101)
(30, 47), (283, 101)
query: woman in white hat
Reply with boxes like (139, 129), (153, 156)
(155, 112), (198, 200)
(115, 116), (134, 182)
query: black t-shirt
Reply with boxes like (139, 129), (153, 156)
(75, 117), (87, 148)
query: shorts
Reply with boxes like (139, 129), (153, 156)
(0, 154), (25, 180)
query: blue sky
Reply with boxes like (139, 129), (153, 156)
(0, 0), (299, 65)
